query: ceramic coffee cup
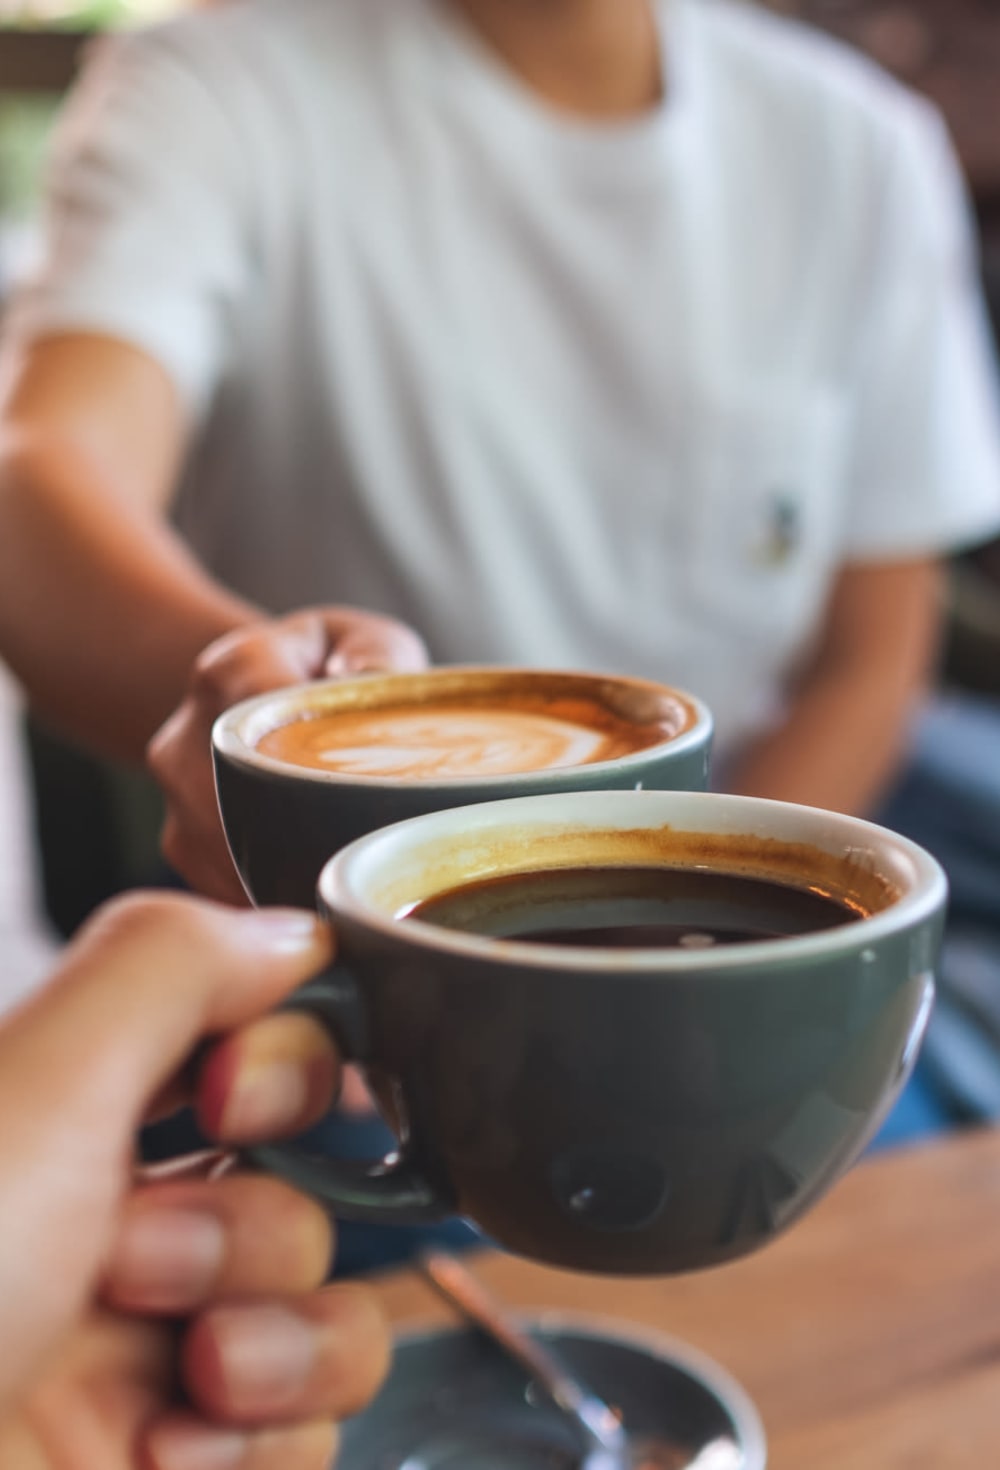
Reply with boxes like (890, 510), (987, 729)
(250, 788), (946, 1275)
(213, 667), (712, 907)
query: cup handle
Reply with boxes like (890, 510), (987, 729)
(243, 968), (452, 1223)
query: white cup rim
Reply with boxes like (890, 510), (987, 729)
(318, 789), (947, 973)
(211, 667), (713, 789)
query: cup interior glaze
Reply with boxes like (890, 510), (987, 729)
(212, 667), (713, 908)
(250, 789), (946, 1275)
(331, 789), (921, 940)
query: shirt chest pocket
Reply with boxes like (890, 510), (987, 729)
(680, 385), (851, 652)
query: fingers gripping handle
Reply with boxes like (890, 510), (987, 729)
(287, 968), (371, 1062)
(245, 966), (451, 1223)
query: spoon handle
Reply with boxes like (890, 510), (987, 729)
(419, 1252), (745, 1470)
(419, 1250), (618, 1436)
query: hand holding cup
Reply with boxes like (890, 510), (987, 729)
(0, 893), (389, 1470)
(148, 606), (429, 903)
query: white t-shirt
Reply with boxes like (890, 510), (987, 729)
(0, 666), (58, 1015)
(9, 0), (1000, 755)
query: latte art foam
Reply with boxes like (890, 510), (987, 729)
(290, 711), (608, 778)
(257, 695), (674, 780)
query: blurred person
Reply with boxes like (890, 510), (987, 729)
(1, 0), (1000, 1242)
(0, 891), (389, 1469)
(0, 0), (998, 828)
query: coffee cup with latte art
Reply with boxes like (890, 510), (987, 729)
(212, 667), (712, 907)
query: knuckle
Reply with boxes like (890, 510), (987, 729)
(322, 1285), (391, 1410)
(257, 1181), (334, 1286)
(252, 1422), (339, 1470)
(147, 735), (179, 789)
(314, 1424), (340, 1469)
(191, 640), (242, 701)
(84, 889), (205, 952)
(158, 813), (191, 874)
(146, 708), (187, 782)
(192, 624), (296, 706)
(380, 619), (429, 668)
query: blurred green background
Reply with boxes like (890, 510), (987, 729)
(0, 0), (178, 223)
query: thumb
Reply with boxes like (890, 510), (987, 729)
(318, 609), (429, 676)
(0, 894), (334, 1142)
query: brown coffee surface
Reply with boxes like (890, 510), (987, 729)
(405, 864), (863, 947)
(257, 694), (674, 779)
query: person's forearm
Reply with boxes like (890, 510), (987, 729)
(724, 560), (944, 816)
(0, 433), (257, 761)
(723, 663), (926, 816)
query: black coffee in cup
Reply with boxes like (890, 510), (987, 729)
(404, 865), (864, 948)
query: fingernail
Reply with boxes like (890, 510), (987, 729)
(148, 1423), (247, 1470)
(243, 910), (325, 957)
(112, 1208), (226, 1311)
(219, 1057), (311, 1138)
(324, 651), (386, 676)
(211, 1304), (319, 1414)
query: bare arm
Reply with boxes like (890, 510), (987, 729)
(724, 559), (943, 816)
(0, 333), (259, 761)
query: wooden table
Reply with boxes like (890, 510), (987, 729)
(368, 1128), (1000, 1468)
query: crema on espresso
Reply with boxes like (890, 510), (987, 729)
(256, 693), (675, 780)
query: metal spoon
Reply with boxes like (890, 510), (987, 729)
(419, 1251), (744, 1470)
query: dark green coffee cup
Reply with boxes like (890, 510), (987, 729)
(249, 788), (946, 1276)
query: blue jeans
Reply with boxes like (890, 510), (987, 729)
(867, 690), (1000, 1150)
